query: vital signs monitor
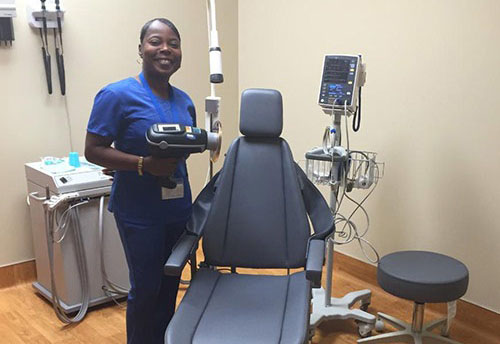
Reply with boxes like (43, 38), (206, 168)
(318, 54), (366, 115)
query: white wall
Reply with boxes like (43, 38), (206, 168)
(0, 0), (238, 266)
(238, 0), (500, 312)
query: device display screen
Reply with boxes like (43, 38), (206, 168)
(325, 59), (350, 83)
(319, 55), (358, 107)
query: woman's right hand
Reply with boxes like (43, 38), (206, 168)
(143, 156), (179, 176)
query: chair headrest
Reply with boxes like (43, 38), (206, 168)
(240, 88), (283, 138)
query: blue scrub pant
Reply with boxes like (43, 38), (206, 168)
(115, 216), (185, 344)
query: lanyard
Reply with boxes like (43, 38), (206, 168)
(139, 72), (179, 123)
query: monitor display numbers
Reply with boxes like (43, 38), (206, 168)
(328, 84), (346, 93)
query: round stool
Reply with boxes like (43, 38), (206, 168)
(358, 251), (469, 344)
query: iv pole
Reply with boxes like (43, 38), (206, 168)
(310, 111), (376, 335)
(309, 60), (381, 336)
(309, 109), (377, 338)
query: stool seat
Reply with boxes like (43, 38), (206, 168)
(377, 251), (469, 303)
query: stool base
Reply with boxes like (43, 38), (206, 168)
(357, 312), (463, 344)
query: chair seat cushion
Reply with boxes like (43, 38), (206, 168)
(377, 251), (469, 303)
(165, 269), (310, 344)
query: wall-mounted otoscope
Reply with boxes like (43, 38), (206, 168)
(54, 0), (65, 95)
(40, 0), (52, 94)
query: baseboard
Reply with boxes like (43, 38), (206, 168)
(333, 251), (499, 338)
(0, 260), (36, 289)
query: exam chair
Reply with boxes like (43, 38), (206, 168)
(163, 88), (334, 344)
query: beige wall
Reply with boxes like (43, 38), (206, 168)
(239, 0), (500, 312)
(0, 0), (238, 265)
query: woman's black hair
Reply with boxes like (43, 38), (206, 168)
(140, 18), (181, 43)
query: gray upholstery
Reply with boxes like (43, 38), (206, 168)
(377, 251), (469, 303)
(166, 269), (310, 344)
(240, 88), (283, 137)
(165, 88), (333, 344)
(202, 137), (310, 268)
(305, 239), (325, 288)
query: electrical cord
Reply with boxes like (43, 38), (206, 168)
(352, 87), (362, 132)
(64, 90), (74, 152)
(332, 163), (380, 263)
(326, 100), (380, 263)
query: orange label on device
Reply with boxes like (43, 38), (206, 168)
(185, 126), (192, 133)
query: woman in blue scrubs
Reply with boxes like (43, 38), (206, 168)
(85, 18), (195, 344)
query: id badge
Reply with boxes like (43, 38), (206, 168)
(161, 178), (184, 200)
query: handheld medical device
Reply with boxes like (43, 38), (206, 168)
(306, 55), (384, 338)
(146, 124), (222, 188)
(25, 157), (129, 323)
(146, 124), (221, 157)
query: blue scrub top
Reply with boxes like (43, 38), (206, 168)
(87, 77), (195, 225)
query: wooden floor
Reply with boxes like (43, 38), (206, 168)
(0, 253), (498, 344)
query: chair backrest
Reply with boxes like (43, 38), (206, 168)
(202, 89), (311, 269)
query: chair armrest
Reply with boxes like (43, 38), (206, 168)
(164, 233), (199, 276)
(306, 239), (325, 288)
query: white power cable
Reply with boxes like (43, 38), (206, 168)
(328, 100), (380, 263)
(64, 96), (74, 152)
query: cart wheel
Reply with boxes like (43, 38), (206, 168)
(375, 318), (385, 332)
(357, 322), (373, 338)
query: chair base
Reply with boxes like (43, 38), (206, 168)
(357, 312), (463, 344)
(310, 287), (376, 336)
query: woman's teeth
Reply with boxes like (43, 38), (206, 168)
(158, 59), (171, 66)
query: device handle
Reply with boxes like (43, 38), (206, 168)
(42, 47), (52, 94)
(56, 50), (66, 95)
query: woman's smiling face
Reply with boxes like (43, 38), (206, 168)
(139, 20), (182, 80)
